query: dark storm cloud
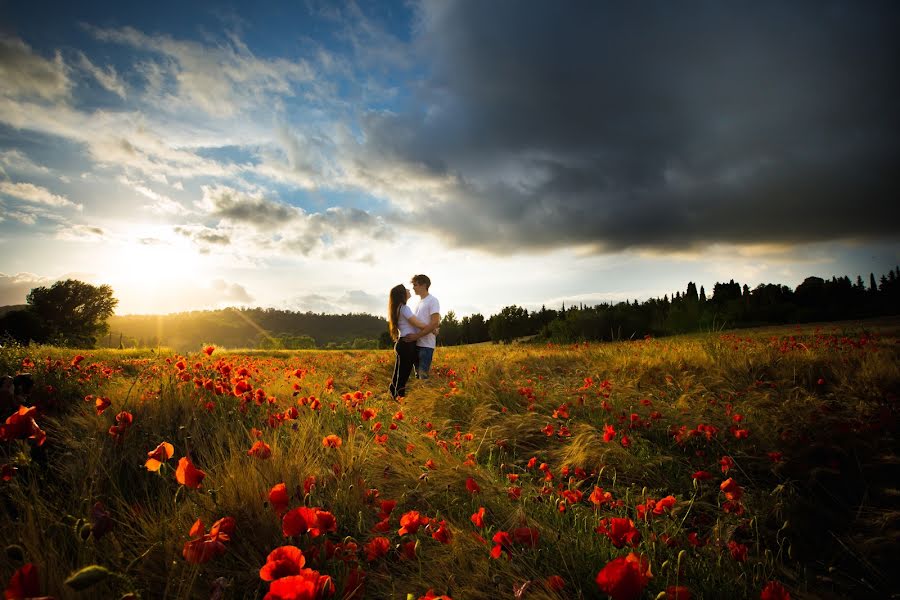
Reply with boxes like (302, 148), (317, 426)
(372, 1), (900, 252)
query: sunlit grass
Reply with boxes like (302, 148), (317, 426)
(1, 319), (898, 599)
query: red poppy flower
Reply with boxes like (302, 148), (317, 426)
(728, 540), (748, 562)
(590, 486), (612, 506)
(90, 501), (114, 540)
(687, 532), (706, 547)
(364, 536), (391, 561)
(204, 346), (215, 356)
(490, 531), (513, 559)
(653, 495), (677, 515)
(720, 455), (735, 473)
(418, 591), (452, 600)
(431, 520), (452, 544)
(322, 434), (342, 448)
(282, 507), (319, 537)
(263, 569), (331, 600)
(666, 585), (692, 599)
(248, 440), (273, 459)
(603, 424), (616, 442)
(512, 526), (539, 547)
(210, 516), (235, 537)
(260, 545), (306, 581)
(1, 464), (16, 481)
(175, 456), (206, 489)
(465, 477), (481, 494)
(145, 442), (175, 472)
(315, 510), (337, 535)
(691, 470), (712, 480)
(470, 507), (486, 528)
(595, 552), (652, 600)
(0, 405), (46, 446)
(94, 396), (111, 415)
(562, 489), (583, 504)
(360, 408), (377, 421)
(108, 411), (133, 443)
(596, 517), (641, 548)
(546, 575), (565, 591)
(720, 478), (744, 502)
(269, 483), (290, 515)
(398, 510), (428, 536)
(183, 519), (230, 564)
(378, 499), (396, 519)
(4, 562), (40, 599)
(373, 518), (390, 533)
(760, 581), (791, 600)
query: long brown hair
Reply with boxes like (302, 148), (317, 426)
(388, 284), (408, 341)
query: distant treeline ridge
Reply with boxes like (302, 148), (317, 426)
(2, 267), (898, 350)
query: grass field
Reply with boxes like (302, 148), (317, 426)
(2, 318), (899, 599)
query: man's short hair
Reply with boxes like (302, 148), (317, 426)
(411, 274), (431, 289)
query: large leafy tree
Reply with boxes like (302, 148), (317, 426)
(26, 279), (118, 347)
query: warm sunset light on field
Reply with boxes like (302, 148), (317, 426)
(0, 1), (896, 318)
(2, 3), (899, 598)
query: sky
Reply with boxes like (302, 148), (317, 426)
(1, 0), (898, 318)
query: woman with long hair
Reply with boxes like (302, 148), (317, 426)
(388, 283), (429, 399)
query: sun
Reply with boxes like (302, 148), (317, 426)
(102, 229), (206, 312)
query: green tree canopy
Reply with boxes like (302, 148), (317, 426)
(26, 279), (118, 347)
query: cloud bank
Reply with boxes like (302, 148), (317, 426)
(349, 1), (900, 254)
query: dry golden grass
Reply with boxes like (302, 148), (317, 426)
(1, 318), (898, 599)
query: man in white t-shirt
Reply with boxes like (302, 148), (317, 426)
(404, 274), (441, 379)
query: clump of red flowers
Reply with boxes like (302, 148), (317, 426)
(108, 410), (133, 443)
(595, 552), (652, 600)
(183, 517), (235, 564)
(0, 405), (46, 446)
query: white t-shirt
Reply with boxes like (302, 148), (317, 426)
(398, 305), (417, 338)
(414, 293), (440, 348)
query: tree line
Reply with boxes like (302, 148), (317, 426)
(465, 267), (900, 344)
(103, 308), (386, 351)
(2, 267), (898, 349)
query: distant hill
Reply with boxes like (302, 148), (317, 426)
(100, 307), (387, 351)
(0, 305), (27, 317)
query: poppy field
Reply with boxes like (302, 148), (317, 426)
(1, 319), (898, 600)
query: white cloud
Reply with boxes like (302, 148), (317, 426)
(0, 95), (244, 184)
(118, 176), (189, 215)
(5, 211), (37, 225)
(85, 25), (314, 118)
(0, 150), (52, 176)
(76, 51), (127, 99)
(186, 185), (393, 262)
(211, 278), (253, 304)
(54, 224), (107, 242)
(196, 184), (300, 229)
(0, 272), (52, 305)
(0, 35), (70, 100)
(0, 180), (81, 209)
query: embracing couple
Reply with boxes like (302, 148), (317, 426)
(388, 274), (440, 399)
